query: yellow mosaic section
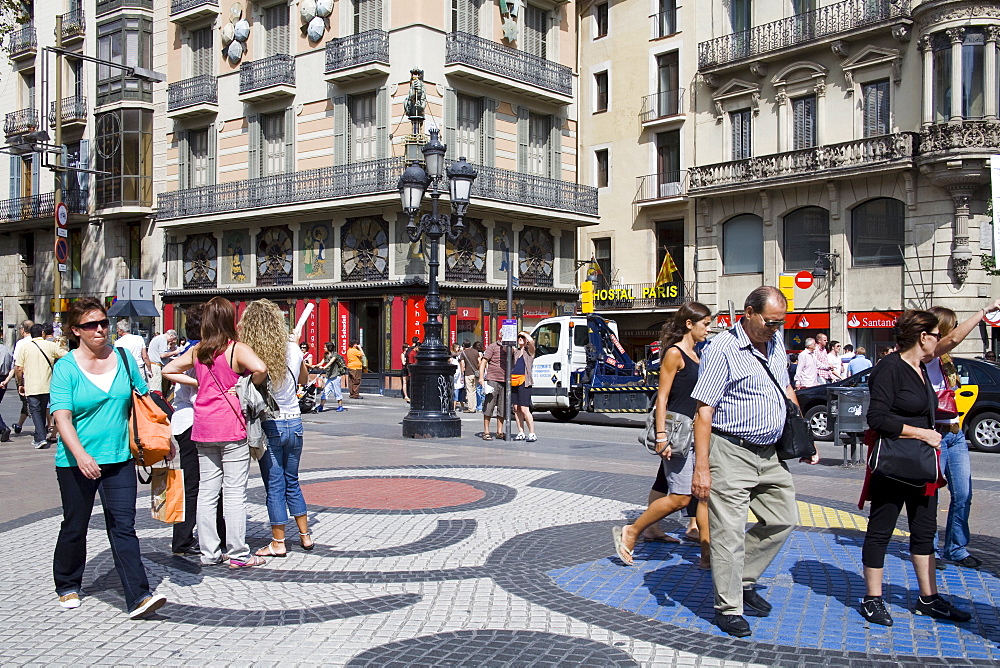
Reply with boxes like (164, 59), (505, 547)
(749, 501), (908, 537)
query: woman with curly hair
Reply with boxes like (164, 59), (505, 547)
(238, 300), (314, 556)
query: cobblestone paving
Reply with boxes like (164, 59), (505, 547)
(2, 464), (996, 666)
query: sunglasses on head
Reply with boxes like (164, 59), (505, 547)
(77, 318), (110, 331)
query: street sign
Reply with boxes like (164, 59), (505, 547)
(501, 318), (517, 343)
(54, 237), (69, 264)
(56, 228), (67, 238)
(55, 201), (68, 228)
(794, 270), (814, 289)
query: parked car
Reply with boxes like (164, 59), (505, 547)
(794, 356), (1000, 453)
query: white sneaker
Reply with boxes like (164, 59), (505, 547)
(59, 593), (81, 609)
(514, 433), (526, 441)
(129, 593), (166, 619)
(526, 433), (537, 442)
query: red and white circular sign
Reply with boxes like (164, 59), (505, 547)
(984, 310), (1000, 327)
(794, 271), (814, 289)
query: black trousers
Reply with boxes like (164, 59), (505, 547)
(862, 473), (938, 569)
(171, 427), (225, 553)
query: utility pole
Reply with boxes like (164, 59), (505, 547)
(52, 15), (63, 326)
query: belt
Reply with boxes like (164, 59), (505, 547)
(712, 428), (774, 451)
(934, 423), (961, 434)
(272, 412), (301, 420)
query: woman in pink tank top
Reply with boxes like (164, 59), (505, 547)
(163, 297), (267, 569)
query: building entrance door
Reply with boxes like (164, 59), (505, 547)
(358, 300), (382, 371)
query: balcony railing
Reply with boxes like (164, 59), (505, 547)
(0, 190), (89, 224)
(634, 172), (687, 202)
(639, 90), (685, 123)
(49, 97), (88, 126)
(60, 9), (86, 40)
(159, 158), (598, 220)
(688, 132), (916, 192)
(325, 30), (389, 74)
(920, 120), (1000, 153)
(8, 24), (36, 58)
(240, 54), (295, 94)
(4, 108), (39, 136)
(698, 0), (911, 69)
(171, 0), (218, 13)
(167, 75), (218, 112)
(97, 0), (153, 15)
(593, 281), (685, 309)
(651, 8), (678, 38)
(445, 31), (573, 97)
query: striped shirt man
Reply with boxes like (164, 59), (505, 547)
(691, 322), (789, 446)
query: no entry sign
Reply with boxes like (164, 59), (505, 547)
(794, 271), (814, 289)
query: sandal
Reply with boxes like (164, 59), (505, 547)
(481, 433), (494, 441)
(229, 555), (266, 569)
(299, 532), (315, 551)
(255, 539), (286, 558)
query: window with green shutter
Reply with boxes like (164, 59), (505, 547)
(730, 109), (751, 160)
(862, 79), (889, 137)
(792, 95), (816, 150)
(264, 3), (289, 56)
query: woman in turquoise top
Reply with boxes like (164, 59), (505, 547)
(49, 297), (167, 619)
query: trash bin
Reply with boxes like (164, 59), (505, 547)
(827, 386), (869, 465)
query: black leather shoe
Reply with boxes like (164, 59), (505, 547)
(952, 555), (982, 569)
(742, 587), (772, 617)
(714, 613), (752, 638)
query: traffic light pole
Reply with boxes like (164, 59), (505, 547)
(52, 16), (63, 326)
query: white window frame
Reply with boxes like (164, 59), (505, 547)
(592, 144), (611, 189)
(593, 1), (609, 40)
(589, 60), (611, 114)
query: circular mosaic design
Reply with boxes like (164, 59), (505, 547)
(302, 477), (485, 510)
(346, 629), (639, 667)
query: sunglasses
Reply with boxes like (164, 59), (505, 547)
(924, 330), (942, 340)
(77, 318), (110, 331)
(754, 312), (785, 329)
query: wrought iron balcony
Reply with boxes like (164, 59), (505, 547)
(97, 0), (153, 15)
(593, 281), (685, 310)
(49, 97), (88, 126)
(8, 24), (36, 60)
(465, 164), (598, 217)
(445, 31), (573, 98)
(920, 120), (1000, 154)
(0, 190), (89, 224)
(651, 8), (678, 39)
(167, 75), (218, 113)
(325, 30), (389, 76)
(170, 0), (219, 18)
(698, 0), (911, 70)
(639, 90), (685, 123)
(239, 54), (295, 97)
(60, 9), (86, 41)
(688, 132), (916, 193)
(4, 108), (39, 137)
(634, 172), (687, 203)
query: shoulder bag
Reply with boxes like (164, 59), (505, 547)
(117, 348), (173, 468)
(754, 355), (816, 461)
(639, 405), (693, 457)
(867, 363), (940, 484)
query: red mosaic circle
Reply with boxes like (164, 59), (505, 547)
(302, 477), (486, 510)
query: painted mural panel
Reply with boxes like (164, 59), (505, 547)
(394, 215), (426, 278)
(222, 229), (251, 285)
(491, 220), (513, 282)
(299, 221), (334, 280)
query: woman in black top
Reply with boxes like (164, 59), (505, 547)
(614, 302), (712, 567)
(859, 310), (970, 627)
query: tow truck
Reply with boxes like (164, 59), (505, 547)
(529, 314), (657, 421)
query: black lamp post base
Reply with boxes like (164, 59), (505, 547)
(401, 412), (462, 439)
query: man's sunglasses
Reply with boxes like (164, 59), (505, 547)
(76, 318), (110, 331)
(754, 312), (785, 329)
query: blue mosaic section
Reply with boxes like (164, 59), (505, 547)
(548, 531), (1000, 660)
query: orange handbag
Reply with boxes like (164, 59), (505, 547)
(150, 465), (185, 524)
(117, 349), (173, 467)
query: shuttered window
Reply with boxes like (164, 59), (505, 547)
(264, 3), (289, 56)
(730, 108), (751, 160)
(189, 128), (210, 187)
(350, 93), (378, 162)
(452, 0), (481, 35)
(526, 112), (549, 176)
(595, 3), (608, 38)
(594, 71), (608, 112)
(523, 4), (548, 59)
(792, 95), (816, 150)
(354, 0), (383, 33)
(262, 111), (285, 176)
(191, 26), (213, 77)
(456, 95), (482, 164)
(862, 79), (889, 137)
(595, 149), (609, 188)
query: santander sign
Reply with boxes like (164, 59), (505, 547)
(846, 311), (901, 329)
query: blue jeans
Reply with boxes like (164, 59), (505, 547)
(475, 384), (485, 411)
(258, 418), (307, 526)
(939, 430), (973, 560)
(27, 393), (49, 442)
(54, 460), (152, 612)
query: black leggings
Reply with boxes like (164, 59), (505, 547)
(861, 474), (938, 569)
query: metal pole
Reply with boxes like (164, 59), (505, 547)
(505, 253), (513, 441)
(53, 16), (63, 326)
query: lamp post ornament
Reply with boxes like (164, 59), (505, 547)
(398, 127), (478, 438)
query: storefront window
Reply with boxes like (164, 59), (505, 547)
(783, 207), (829, 271)
(851, 198), (904, 266)
(723, 214), (763, 274)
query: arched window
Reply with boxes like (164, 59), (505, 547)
(851, 198), (904, 266)
(783, 206), (829, 271)
(723, 214), (763, 274)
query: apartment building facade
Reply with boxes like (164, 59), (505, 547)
(690, 0), (1000, 355)
(157, 0), (596, 374)
(576, 0), (695, 358)
(0, 0), (160, 340)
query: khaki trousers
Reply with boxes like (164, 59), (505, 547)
(707, 433), (798, 615)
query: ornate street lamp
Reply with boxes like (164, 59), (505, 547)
(399, 128), (477, 438)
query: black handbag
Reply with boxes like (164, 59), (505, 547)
(755, 356), (817, 461)
(867, 363), (940, 484)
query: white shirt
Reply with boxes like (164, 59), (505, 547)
(114, 333), (147, 371)
(147, 334), (172, 365)
(81, 367), (116, 393)
(271, 341), (304, 415)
